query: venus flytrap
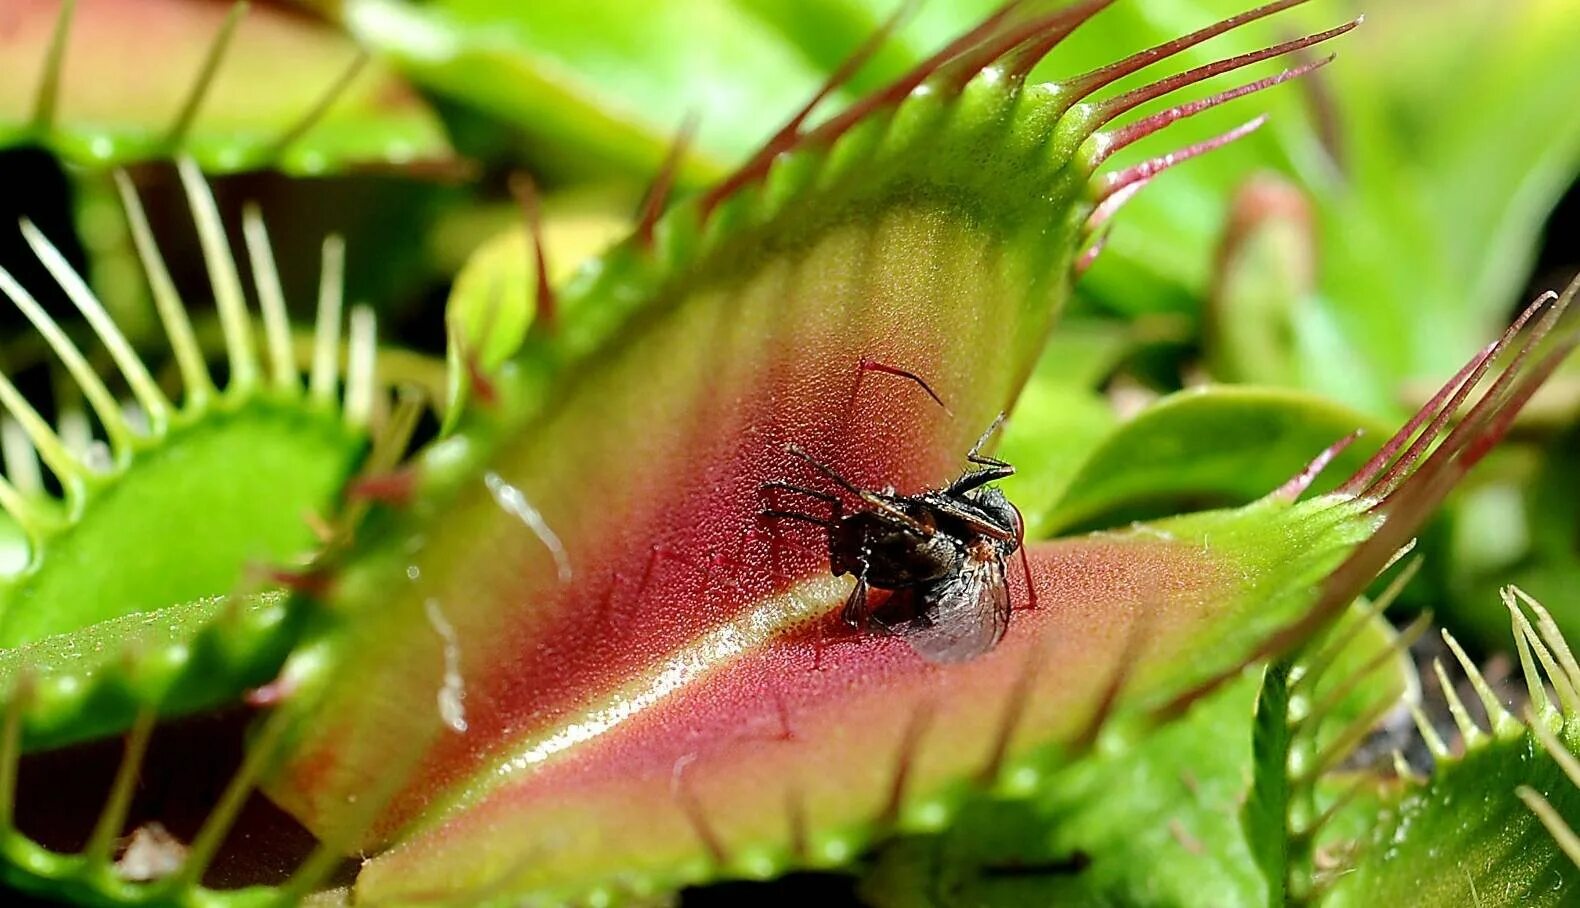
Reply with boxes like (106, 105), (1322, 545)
(246, 4), (1570, 905)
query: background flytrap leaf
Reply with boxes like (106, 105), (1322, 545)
(332, 0), (1322, 189)
(443, 201), (632, 420)
(0, 0), (452, 174)
(0, 164), (379, 748)
(1308, 0), (1580, 409)
(332, 0), (851, 180)
(1033, 384), (1388, 536)
(1320, 590), (1580, 907)
(991, 319), (1130, 533)
(1056, 0), (1580, 419)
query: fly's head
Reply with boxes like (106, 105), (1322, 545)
(965, 485), (1024, 557)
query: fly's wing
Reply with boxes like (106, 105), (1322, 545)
(902, 554), (1010, 664)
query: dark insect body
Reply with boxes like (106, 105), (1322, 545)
(761, 416), (1023, 663)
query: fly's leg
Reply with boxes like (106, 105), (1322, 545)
(1013, 504), (1039, 611)
(761, 481), (842, 514)
(759, 481), (845, 530)
(759, 509), (834, 529)
(967, 413), (1007, 461)
(784, 443), (869, 497)
(950, 413), (1015, 494)
(783, 445), (934, 537)
(840, 576), (871, 629)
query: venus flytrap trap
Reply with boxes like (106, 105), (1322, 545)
(1316, 587), (1580, 906)
(306, 0), (1580, 651)
(239, 5), (1565, 906)
(1240, 562), (1425, 905)
(0, 162), (398, 901)
(0, 163), (378, 618)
